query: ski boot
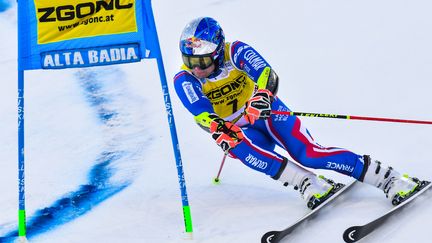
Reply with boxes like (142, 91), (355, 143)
(360, 155), (424, 206)
(300, 175), (346, 209)
(386, 175), (430, 205)
(275, 159), (343, 209)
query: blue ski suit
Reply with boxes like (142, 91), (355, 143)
(174, 40), (366, 180)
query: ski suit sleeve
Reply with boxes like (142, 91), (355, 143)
(230, 41), (279, 94)
(173, 70), (218, 131)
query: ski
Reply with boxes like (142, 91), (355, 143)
(261, 180), (357, 243)
(343, 180), (432, 243)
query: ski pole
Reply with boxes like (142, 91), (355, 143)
(272, 111), (432, 125)
(212, 110), (431, 184)
(213, 152), (228, 184)
(212, 113), (244, 184)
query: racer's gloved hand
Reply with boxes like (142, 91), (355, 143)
(210, 116), (244, 152)
(244, 89), (273, 125)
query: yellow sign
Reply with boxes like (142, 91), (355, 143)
(35, 0), (137, 44)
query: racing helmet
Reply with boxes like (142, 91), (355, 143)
(179, 17), (225, 70)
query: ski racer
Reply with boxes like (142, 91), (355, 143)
(173, 17), (422, 208)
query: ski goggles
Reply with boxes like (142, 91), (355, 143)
(182, 54), (214, 70)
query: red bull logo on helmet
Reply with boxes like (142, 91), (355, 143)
(185, 37), (202, 49)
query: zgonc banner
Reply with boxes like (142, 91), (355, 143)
(18, 0), (159, 70)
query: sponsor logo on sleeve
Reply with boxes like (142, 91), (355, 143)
(244, 49), (266, 71)
(182, 82), (199, 104)
(233, 45), (243, 64)
(233, 44), (250, 64)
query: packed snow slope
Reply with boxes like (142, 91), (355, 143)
(1, 1), (431, 242)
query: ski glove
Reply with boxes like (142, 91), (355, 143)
(244, 89), (274, 125)
(210, 117), (244, 153)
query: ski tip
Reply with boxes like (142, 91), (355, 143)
(261, 231), (280, 243)
(343, 226), (361, 243)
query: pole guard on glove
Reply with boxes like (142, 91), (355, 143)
(244, 89), (274, 125)
(210, 117), (244, 152)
